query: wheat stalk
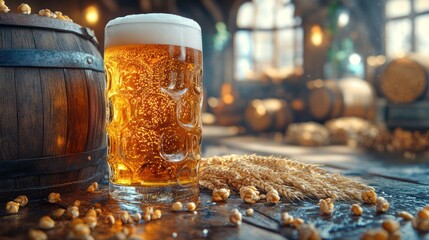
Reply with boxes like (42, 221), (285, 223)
(199, 154), (372, 202)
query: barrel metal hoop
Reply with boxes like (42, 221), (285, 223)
(0, 13), (99, 47)
(0, 147), (107, 179)
(0, 170), (104, 195)
(0, 49), (104, 72)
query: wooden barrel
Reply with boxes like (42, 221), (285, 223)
(212, 100), (246, 126)
(307, 78), (375, 121)
(245, 99), (294, 132)
(0, 13), (106, 199)
(380, 55), (429, 104)
(211, 83), (245, 126)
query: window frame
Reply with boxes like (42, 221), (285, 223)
(385, 0), (429, 56)
(233, 0), (302, 82)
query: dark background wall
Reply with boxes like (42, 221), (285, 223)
(3, 0), (385, 100)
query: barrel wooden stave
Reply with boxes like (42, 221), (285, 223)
(308, 80), (342, 120)
(40, 69), (68, 156)
(16, 68), (44, 158)
(0, 67), (18, 160)
(245, 99), (294, 132)
(0, 14), (106, 198)
(308, 78), (375, 121)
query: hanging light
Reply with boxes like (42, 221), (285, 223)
(310, 25), (323, 46)
(349, 53), (361, 65)
(85, 5), (99, 25)
(337, 10), (349, 28)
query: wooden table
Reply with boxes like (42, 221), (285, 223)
(0, 130), (428, 240)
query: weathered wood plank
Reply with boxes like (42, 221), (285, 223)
(32, 29), (58, 50)
(0, 67), (18, 161)
(10, 27), (35, 49)
(15, 68), (44, 159)
(95, 71), (107, 148)
(0, 174), (428, 240)
(40, 69), (68, 156)
(55, 31), (81, 52)
(0, 27), (12, 49)
(64, 69), (89, 153)
(84, 69), (98, 151)
(212, 135), (429, 184)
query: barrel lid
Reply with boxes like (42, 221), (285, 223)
(381, 57), (427, 104)
(0, 13), (98, 47)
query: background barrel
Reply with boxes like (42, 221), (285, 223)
(245, 99), (294, 132)
(380, 55), (429, 104)
(0, 13), (106, 199)
(307, 78), (376, 121)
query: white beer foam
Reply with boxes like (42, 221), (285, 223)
(105, 13), (202, 51)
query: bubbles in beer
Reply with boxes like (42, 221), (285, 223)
(158, 58), (191, 97)
(160, 129), (189, 162)
(136, 156), (174, 182)
(105, 43), (202, 187)
(177, 90), (200, 130)
(120, 127), (153, 165)
(135, 93), (173, 129)
(118, 62), (153, 93)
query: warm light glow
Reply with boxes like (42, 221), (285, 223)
(310, 25), (323, 46)
(202, 112), (216, 125)
(367, 56), (377, 66)
(85, 5), (99, 24)
(222, 94), (234, 104)
(367, 55), (387, 66)
(291, 99), (304, 111)
(395, 51), (407, 58)
(208, 97), (219, 108)
(56, 136), (65, 148)
(220, 83), (236, 104)
(306, 79), (324, 89)
(376, 55), (386, 65)
(255, 105), (266, 116)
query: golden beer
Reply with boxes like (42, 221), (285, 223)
(104, 14), (202, 203)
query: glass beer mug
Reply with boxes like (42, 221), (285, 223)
(104, 14), (203, 204)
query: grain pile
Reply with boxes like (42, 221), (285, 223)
(287, 117), (429, 158)
(285, 122), (330, 146)
(325, 117), (374, 145)
(199, 154), (372, 201)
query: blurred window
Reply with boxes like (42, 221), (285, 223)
(385, 0), (429, 57)
(234, 0), (302, 81)
(416, 15), (429, 53)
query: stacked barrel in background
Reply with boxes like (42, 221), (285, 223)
(379, 55), (429, 129)
(245, 99), (294, 132)
(307, 78), (376, 122)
